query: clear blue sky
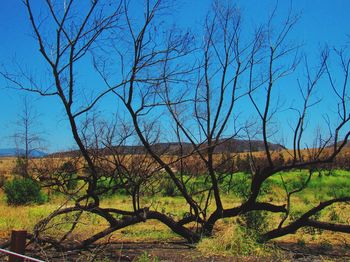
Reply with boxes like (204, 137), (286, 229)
(0, 1), (349, 152)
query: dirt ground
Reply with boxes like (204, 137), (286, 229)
(1, 240), (350, 262)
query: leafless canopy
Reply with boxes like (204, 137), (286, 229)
(1, 0), (349, 250)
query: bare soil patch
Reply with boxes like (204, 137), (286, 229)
(1, 239), (350, 261)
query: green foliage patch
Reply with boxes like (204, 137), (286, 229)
(4, 177), (47, 205)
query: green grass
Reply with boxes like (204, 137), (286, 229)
(197, 222), (282, 259)
(0, 169), (349, 255)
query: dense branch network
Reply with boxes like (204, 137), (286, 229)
(0, 0), (349, 250)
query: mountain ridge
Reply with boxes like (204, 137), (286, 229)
(48, 138), (285, 157)
(0, 148), (47, 158)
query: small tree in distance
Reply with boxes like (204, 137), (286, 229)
(12, 96), (44, 177)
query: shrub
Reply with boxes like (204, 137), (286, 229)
(66, 173), (78, 190)
(230, 174), (251, 199)
(161, 177), (178, 196)
(96, 176), (128, 197)
(4, 177), (47, 205)
(59, 161), (78, 191)
(240, 210), (269, 235)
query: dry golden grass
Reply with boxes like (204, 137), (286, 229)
(0, 157), (17, 178)
(1, 146), (349, 180)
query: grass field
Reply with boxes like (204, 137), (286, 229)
(0, 168), (349, 260)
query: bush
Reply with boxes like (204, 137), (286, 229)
(230, 174), (251, 199)
(59, 161), (78, 191)
(4, 178), (47, 205)
(161, 177), (178, 196)
(96, 176), (128, 197)
(240, 210), (269, 234)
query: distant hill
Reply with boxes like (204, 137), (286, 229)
(0, 148), (47, 158)
(327, 140), (350, 149)
(49, 138), (285, 157)
(214, 138), (285, 153)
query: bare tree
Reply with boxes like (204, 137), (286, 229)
(12, 96), (44, 177)
(1, 0), (349, 251)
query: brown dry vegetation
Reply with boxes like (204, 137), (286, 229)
(1, 146), (349, 179)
